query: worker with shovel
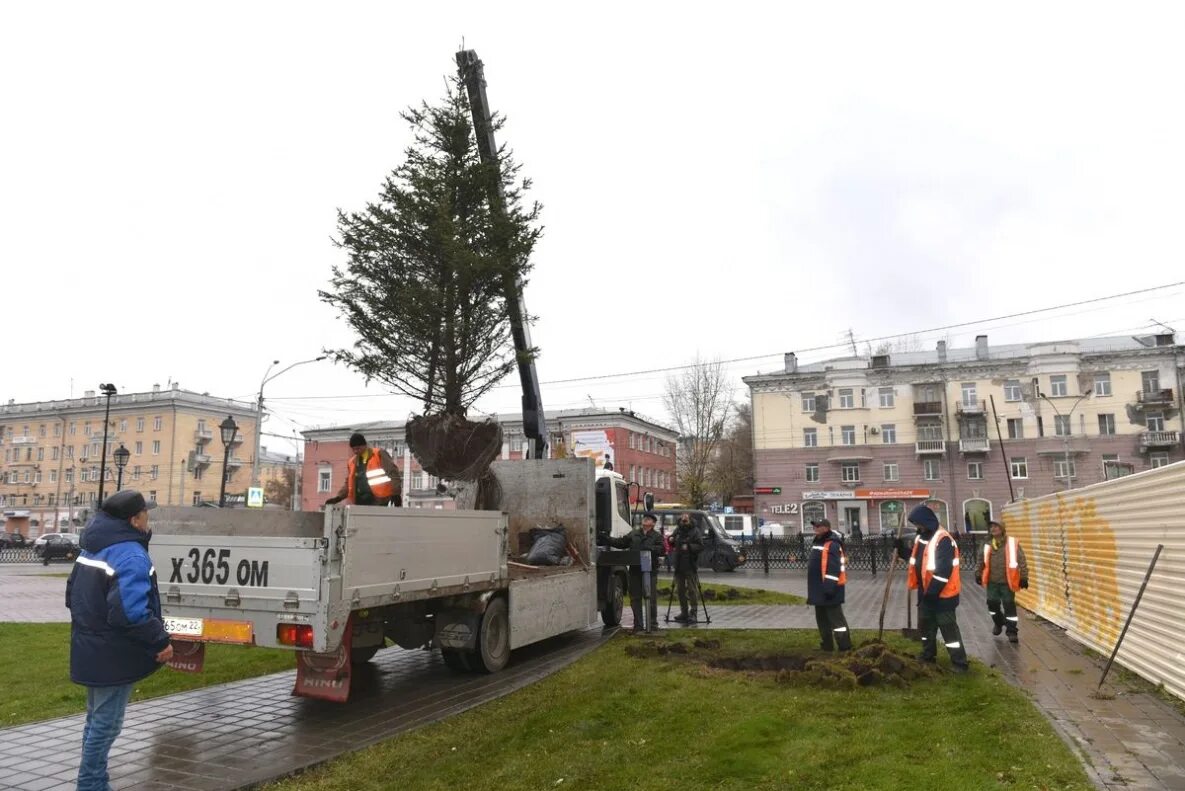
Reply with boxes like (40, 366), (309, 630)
(976, 520), (1029, 643)
(807, 518), (851, 652)
(906, 505), (970, 673)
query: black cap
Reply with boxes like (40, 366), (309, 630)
(349, 432), (367, 448)
(101, 490), (157, 521)
(811, 518), (832, 528)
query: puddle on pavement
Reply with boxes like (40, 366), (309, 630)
(625, 639), (942, 690)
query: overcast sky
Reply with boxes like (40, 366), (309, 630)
(3, 2), (1184, 455)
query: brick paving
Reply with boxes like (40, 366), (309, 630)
(0, 569), (69, 623)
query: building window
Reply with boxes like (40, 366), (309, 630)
(84, 423), (91, 436)
(841, 462), (860, 482)
(1098, 414), (1116, 436)
(154, 416), (163, 431)
(1054, 459), (1077, 479)
(1142, 371), (1161, 393)
(37, 447), (43, 461)
(119, 419), (127, 433)
(841, 425), (856, 445)
(148, 491), (157, 503)
(883, 463), (899, 482)
(152, 440), (161, 455)
(1010, 457), (1029, 479)
(135, 441), (142, 454)
(923, 459), (941, 481)
(968, 462), (983, 480)
(803, 428), (818, 447)
(1093, 372), (1111, 396)
(49, 470), (57, 483)
(51, 447), (58, 461)
(65, 469), (73, 484)
(150, 465), (159, 479)
(69, 422), (76, 435)
(628, 433), (635, 450)
(1049, 375), (1068, 397)
(136, 417), (144, 432)
(53, 423), (60, 437)
(194, 466), (203, 481)
(918, 423), (942, 441)
(1007, 419), (1024, 440)
(1147, 412), (1165, 432)
(318, 469), (332, 492)
(132, 465), (140, 480)
(838, 389), (854, 409)
(878, 387), (895, 408)
(1054, 415), (1071, 436)
(805, 464), (820, 483)
(802, 393), (816, 412)
(1151, 453), (1170, 469)
(38, 424), (46, 437)
(961, 383), (977, 407)
(193, 492), (203, 505)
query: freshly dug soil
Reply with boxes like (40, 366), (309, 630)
(405, 413), (503, 481)
(625, 638), (941, 690)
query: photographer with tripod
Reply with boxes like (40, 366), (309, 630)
(671, 513), (704, 624)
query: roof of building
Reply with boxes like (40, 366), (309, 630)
(259, 447), (299, 466)
(302, 407), (677, 441)
(1, 384), (257, 418)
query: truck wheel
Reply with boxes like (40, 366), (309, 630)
(350, 645), (380, 665)
(473, 597), (510, 674)
(441, 648), (472, 673)
(601, 573), (624, 627)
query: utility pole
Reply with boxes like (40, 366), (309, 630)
(1040, 390), (1092, 491)
(251, 357), (325, 490)
(96, 383), (117, 503)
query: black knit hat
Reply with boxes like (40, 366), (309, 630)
(349, 432), (367, 448)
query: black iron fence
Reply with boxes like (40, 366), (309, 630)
(0, 547), (40, 564)
(748, 534), (983, 576)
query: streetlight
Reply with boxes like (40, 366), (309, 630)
(113, 445), (130, 492)
(251, 356), (327, 489)
(96, 383), (117, 503)
(219, 415), (239, 508)
(1039, 389), (1092, 490)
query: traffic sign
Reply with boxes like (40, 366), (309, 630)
(753, 486), (782, 495)
(246, 487), (264, 508)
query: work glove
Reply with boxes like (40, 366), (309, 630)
(975, 575), (983, 587)
(1020, 579), (1029, 589)
(325, 495), (344, 505)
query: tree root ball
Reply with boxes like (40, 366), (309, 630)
(405, 413), (503, 481)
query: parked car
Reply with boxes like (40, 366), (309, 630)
(33, 532), (79, 557)
(0, 532), (31, 548)
(39, 534), (81, 564)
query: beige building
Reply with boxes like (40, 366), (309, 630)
(0, 384), (258, 535)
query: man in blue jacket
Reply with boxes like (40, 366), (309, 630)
(906, 504), (969, 672)
(66, 490), (173, 791)
(807, 518), (851, 652)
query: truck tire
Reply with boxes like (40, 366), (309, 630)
(601, 572), (624, 626)
(473, 596), (510, 673)
(350, 645), (380, 665)
(441, 648), (472, 673)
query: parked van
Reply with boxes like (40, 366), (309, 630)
(719, 513), (757, 541)
(639, 507), (747, 571)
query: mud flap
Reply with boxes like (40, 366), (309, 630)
(167, 639), (206, 673)
(294, 619), (354, 702)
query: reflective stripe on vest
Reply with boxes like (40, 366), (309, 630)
(347, 451), (397, 501)
(981, 536), (1021, 591)
(821, 540), (848, 586)
(907, 530), (961, 596)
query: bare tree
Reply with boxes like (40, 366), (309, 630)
(711, 402), (753, 506)
(664, 358), (733, 508)
(264, 468), (296, 510)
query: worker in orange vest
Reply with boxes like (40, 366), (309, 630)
(324, 433), (402, 507)
(907, 504), (969, 672)
(807, 518), (850, 652)
(975, 520), (1029, 644)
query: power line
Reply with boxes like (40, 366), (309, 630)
(264, 281), (1185, 401)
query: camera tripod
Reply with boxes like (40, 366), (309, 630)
(664, 567), (712, 625)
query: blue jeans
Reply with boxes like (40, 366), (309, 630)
(77, 683), (134, 791)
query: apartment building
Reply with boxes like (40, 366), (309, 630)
(301, 408), (679, 510)
(0, 384), (258, 534)
(743, 334), (1184, 536)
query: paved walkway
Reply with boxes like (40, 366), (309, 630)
(0, 569), (70, 622)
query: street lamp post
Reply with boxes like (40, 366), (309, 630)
(251, 356), (327, 490)
(96, 383), (117, 503)
(1039, 389), (1093, 490)
(219, 416), (239, 508)
(113, 445), (130, 492)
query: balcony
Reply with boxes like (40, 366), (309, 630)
(10, 436), (36, 446)
(191, 453), (212, 468)
(959, 437), (990, 453)
(226, 456), (244, 468)
(914, 402), (943, 417)
(194, 428), (213, 443)
(915, 439), (946, 454)
(229, 433), (246, 446)
(957, 400), (984, 416)
(1140, 430), (1179, 451)
(1135, 388), (1174, 407)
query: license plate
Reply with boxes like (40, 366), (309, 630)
(165, 617), (203, 636)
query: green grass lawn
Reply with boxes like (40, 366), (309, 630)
(267, 630), (1092, 791)
(0, 623), (296, 727)
(651, 582), (804, 606)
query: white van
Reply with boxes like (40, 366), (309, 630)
(720, 514), (761, 541)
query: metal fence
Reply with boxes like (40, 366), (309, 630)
(0, 547), (40, 564)
(746, 534), (982, 576)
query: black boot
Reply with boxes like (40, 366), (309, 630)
(992, 623), (1003, 636)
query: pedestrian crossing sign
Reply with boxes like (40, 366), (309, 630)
(247, 487), (264, 508)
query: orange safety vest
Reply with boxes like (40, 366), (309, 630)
(981, 536), (1021, 591)
(907, 528), (961, 597)
(347, 450), (397, 502)
(821, 539), (847, 587)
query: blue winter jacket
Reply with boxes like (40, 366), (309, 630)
(65, 512), (171, 686)
(806, 531), (846, 606)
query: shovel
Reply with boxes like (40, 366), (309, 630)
(877, 551), (899, 641)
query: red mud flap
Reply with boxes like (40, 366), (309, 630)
(167, 639), (206, 673)
(293, 623), (353, 702)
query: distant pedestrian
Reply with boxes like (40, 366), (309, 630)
(671, 513), (703, 624)
(906, 504), (970, 672)
(324, 432), (402, 507)
(976, 520), (1029, 643)
(610, 512), (664, 633)
(66, 490), (173, 791)
(806, 518), (851, 652)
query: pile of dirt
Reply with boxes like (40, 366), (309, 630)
(626, 638), (941, 690)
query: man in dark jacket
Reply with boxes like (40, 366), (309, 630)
(906, 504), (969, 672)
(610, 513), (665, 633)
(66, 490), (173, 791)
(806, 518), (851, 651)
(671, 513), (703, 624)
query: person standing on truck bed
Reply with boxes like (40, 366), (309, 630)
(66, 489), (174, 791)
(325, 432), (402, 506)
(610, 512), (664, 633)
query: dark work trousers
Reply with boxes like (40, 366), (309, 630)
(627, 569), (658, 631)
(814, 604), (852, 651)
(986, 582), (1019, 635)
(675, 568), (700, 617)
(919, 600), (969, 667)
